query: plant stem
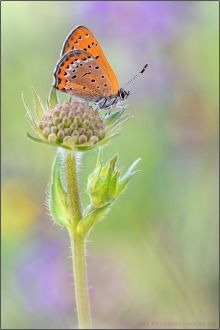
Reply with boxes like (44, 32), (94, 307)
(64, 150), (92, 329)
(65, 150), (82, 226)
(69, 229), (92, 329)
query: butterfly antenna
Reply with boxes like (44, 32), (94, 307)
(123, 63), (148, 88)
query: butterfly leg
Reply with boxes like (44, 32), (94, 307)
(116, 104), (129, 114)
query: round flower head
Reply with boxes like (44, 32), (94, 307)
(39, 102), (105, 146)
(23, 88), (131, 152)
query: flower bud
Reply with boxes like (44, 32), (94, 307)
(90, 136), (98, 143)
(64, 128), (72, 135)
(53, 117), (61, 125)
(68, 110), (75, 119)
(82, 120), (90, 129)
(78, 135), (87, 144)
(43, 127), (50, 137)
(51, 126), (58, 134)
(74, 116), (82, 125)
(70, 122), (77, 130)
(48, 133), (57, 143)
(57, 123), (64, 130)
(87, 152), (141, 209)
(39, 120), (46, 129)
(63, 116), (71, 127)
(52, 109), (60, 117)
(57, 130), (64, 141)
(63, 136), (72, 142)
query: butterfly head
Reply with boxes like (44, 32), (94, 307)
(118, 88), (130, 102)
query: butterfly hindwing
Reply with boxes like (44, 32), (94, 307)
(53, 49), (114, 101)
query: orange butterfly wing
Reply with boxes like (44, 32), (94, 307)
(53, 49), (116, 101)
(60, 25), (119, 95)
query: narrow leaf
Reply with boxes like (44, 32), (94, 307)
(31, 87), (45, 120)
(26, 132), (71, 150)
(50, 151), (70, 226)
(117, 158), (141, 195)
(77, 203), (111, 234)
(48, 87), (59, 111)
(103, 106), (128, 126)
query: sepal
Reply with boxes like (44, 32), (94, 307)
(87, 149), (141, 209)
(49, 150), (70, 226)
(77, 204), (111, 235)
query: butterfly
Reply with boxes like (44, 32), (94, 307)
(53, 25), (148, 111)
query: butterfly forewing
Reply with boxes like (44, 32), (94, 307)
(60, 26), (119, 95)
(53, 49), (115, 101)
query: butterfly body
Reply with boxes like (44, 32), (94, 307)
(53, 26), (146, 110)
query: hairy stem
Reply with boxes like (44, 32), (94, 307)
(65, 150), (82, 226)
(69, 229), (92, 329)
(64, 150), (92, 329)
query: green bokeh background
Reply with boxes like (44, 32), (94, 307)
(2, 1), (218, 329)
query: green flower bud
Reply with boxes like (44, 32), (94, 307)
(87, 151), (141, 209)
(75, 109), (82, 116)
(64, 128), (72, 135)
(82, 113), (90, 120)
(44, 113), (52, 120)
(72, 130), (79, 137)
(99, 130), (105, 138)
(90, 136), (98, 143)
(74, 116), (82, 125)
(82, 120), (90, 129)
(39, 120), (46, 129)
(78, 135), (87, 144)
(57, 123), (64, 130)
(87, 129), (93, 138)
(63, 116), (71, 127)
(53, 117), (61, 125)
(60, 110), (67, 118)
(43, 127), (50, 137)
(68, 110), (75, 119)
(48, 120), (53, 127)
(78, 127), (86, 135)
(57, 130), (64, 141)
(70, 122), (77, 130)
(48, 133), (57, 143)
(63, 136), (72, 142)
(52, 109), (60, 117)
(51, 126), (58, 134)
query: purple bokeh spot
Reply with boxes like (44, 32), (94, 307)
(16, 237), (74, 316)
(68, 1), (194, 47)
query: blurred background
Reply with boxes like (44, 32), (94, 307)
(1, 1), (219, 329)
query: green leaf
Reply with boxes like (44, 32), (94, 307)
(109, 153), (118, 170)
(103, 106), (128, 126)
(105, 114), (132, 133)
(117, 158), (141, 195)
(123, 158), (142, 176)
(62, 135), (78, 149)
(49, 150), (70, 226)
(31, 87), (45, 120)
(109, 171), (118, 199)
(48, 87), (59, 111)
(26, 132), (71, 150)
(22, 92), (33, 119)
(77, 204), (111, 235)
(25, 115), (38, 133)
